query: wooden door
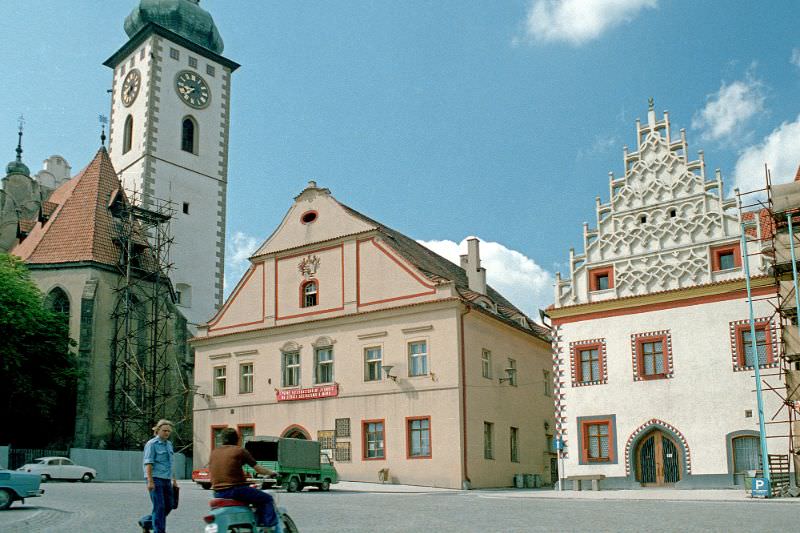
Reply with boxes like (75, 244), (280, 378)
(637, 430), (681, 486)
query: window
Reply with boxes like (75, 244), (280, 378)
(364, 346), (382, 381)
(589, 266), (614, 291)
(579, 347), (600, 382)
(239, 363), (254, 394)
(634, 334), (669, 380)
(45, 287), (70, 316)
(315, 347), (334, 384)
(543, 370), (552, 397)
(213, 366), (226, 396)
(510, 427), (519, 463)
(570, 340), (608, 386)
(639, 214), (647, 224)
(363, 420), (385, 459)
(335, 418), (351, 438)
(183, 202), (190, 214)
(711, 243), (741, 272)
(207, 64), (216, 77)
(481, 349), (492, 379)
(484, 422), (494, 459)
(211, 425), (227, 449)
(408, 340), (428, 376)
(282, 351), (300, 387)
(335, 441), (352, 462)
(407, 417), (431, 458)
(318, 430), (335, 451)
(139, 48), (145, 60)
(181, 117), (197, 154)
(302, 281), (318, 307)
(740, 325), (771, 368)
(123, 115), (133, 154)
(188, 56), (198, 68)
(238, 424), (255, 444)
(175, 283), (191, 307)
(669, 208), (677, 218)
(507, 358), (517, 386)
(577, 415), (616, 465)
(170, 47), (180, 60)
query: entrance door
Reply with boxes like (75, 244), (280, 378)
(732, 436), (760, 485)
(637, 430), (681, 486)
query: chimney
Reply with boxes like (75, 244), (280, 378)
(464, 238), (487, 295)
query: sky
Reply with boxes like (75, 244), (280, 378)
(2, 0), (800, 317)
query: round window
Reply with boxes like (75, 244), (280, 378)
(301, 211), (318, 224)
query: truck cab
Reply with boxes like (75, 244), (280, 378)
(243, 436), (338, 492)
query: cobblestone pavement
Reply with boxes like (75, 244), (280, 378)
(0, 480), (798, 532)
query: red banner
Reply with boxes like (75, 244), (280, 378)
(276, 384), (339, 402)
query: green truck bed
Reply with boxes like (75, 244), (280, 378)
(243, 436), (338, 492)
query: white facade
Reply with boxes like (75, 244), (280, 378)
(549, 103), (783, 488)
(106, 20), (238, 329)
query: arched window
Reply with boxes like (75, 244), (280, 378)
(45, 287), (70, 317)
(301, 280), (318, 308)
(123, 115), (133, 154)
(181, 117), (197, 154)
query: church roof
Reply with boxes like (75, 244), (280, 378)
(12, 148), (124, 267)
(124, 0), (224, 54)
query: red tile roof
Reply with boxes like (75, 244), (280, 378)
(12, 148), (125, 267)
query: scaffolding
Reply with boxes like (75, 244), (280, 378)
(736, 166), (800, 494)
(107, 189), (193, 452)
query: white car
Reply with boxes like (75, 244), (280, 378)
(17, 457), (96, 482)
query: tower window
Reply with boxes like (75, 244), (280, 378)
(207, 64), (216, 77)
(302, 280), (318, 308)
(123, 115), (133, 154)
(183, 202), (190, 214)
(170, 48), (180, 60)
(189, 56), (198, 68)
(181, 117), (197, 154)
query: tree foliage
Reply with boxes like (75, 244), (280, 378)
(0, 253), (78, 447)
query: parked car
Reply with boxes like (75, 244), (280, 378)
(192, 466), (211, 489)
(17, 457), (96, 482)
(0, 470), (44, 510)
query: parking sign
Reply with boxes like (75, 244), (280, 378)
(751, 478), (770, 498)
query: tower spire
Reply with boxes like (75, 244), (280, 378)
(15, 114), (24, 163)
(99, 115), (108, 147)
(5, 115), (30, 176)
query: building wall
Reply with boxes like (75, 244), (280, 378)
(554, 294), (784, 487)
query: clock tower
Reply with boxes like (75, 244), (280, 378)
(105, 0), (239, 328)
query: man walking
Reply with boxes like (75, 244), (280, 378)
(210, 428), (278, 530)
(139, 419), (178, 533)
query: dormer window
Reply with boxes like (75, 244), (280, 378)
(589, 266), (614, 292)
(302, 280), (318, 307)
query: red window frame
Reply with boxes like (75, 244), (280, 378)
(588, 266), (614, 291)
(734, 321), (773, 368)
(635, 334), (669, 380)
(362, 419), (386, 461)
(300, 210), (319, 224)
(237, 424), (255, 445)
(210, 424), (228, 450)
(710, 243), (742, 272)
(575, 342), (604, 383)
(406, 416), (432, 459)
(299, 279), (319, 308)
(580, 419), (614, 463)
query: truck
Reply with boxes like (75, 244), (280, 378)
(243, 436), (338, 492)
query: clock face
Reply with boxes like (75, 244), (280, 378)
(175, 70), (210, 109)
(121, 69), (141, 107)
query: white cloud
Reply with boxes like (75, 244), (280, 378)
(791, 48), (800, 68)
(517, 0), (658, 46)
(732, 115), (800, 193)
(417, 237), (554, 319)
(692, 74), (765, 143)
(224, 231), (260, 297)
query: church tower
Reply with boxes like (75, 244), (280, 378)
(104, 0), (239, 328)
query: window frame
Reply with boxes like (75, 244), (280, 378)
(212, 365), (227, 396)
(314, 346), (334, 384)
(710, 242), (742, 272)
(122, 115), (133, 154)
(300, 279), (318, 308)
(484, 421), (494, 460)
(406, 416), (432, 459)
(733, 320), (774, 369)
(364, 345), (383, 382)
(408, 340), (428, 377)
(633, 333), (670, 381)
(211, 425), (228, 450)
(510, 426), (519, 463)
(237, 424), (255, 445)
(577, 415), (617, 465)
(588, 266), (614, 292)
(281, 350), (300, 388)
(575, 343), (603, 384)
(507, 358), (517, 386)
(239, 362), (254, 394)
(362, 419), (386, 461)
(181, 116), (198, 154)
(543, 370), (552, 397)
(481, 349), (492, 379)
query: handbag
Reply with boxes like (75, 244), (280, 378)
(172, 483), (180, 510)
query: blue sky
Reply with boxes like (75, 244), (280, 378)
(3, 1), (800, 316)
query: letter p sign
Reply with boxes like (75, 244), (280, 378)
(751, 478), (770, 498)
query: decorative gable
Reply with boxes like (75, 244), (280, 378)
(555, 102), (762, 307)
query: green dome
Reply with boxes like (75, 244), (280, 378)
(124, 0), (224, 54)
(6, 160), (30, 176)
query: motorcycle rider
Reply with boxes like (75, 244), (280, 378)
(209, 428), (278, 531)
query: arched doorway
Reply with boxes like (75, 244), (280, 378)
(636, 429), (682, 486)
(281, 425), (309, 440)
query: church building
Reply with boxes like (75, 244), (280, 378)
(547, 102), (783, 488)
(192, 182), (556, 489)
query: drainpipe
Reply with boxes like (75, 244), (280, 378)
(459, 305), (471, 489)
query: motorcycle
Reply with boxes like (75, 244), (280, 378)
(203, 492), (298, 533)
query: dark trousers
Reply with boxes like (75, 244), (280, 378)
(140, 477), (173, 532)
(214, 485), (277, 527)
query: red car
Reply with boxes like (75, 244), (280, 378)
(191, 467), (211, 490)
